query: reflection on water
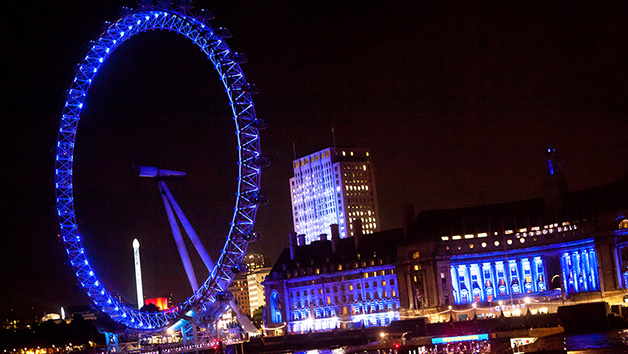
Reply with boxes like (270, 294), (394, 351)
(294, 350), (345, 354)
(289, 331), (628, 354)
(566, 329), (628, 353)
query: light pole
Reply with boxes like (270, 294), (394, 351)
(133, 238), (144, 309)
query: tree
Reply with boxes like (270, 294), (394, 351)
(252, 306), (265, 329)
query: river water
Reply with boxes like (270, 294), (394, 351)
(285, 330), (628, 353)
(565, 329), (628, 353)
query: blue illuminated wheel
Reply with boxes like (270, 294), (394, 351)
(55, 3), (265, 331)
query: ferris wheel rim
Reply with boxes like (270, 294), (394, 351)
(54, 5), (263, 331)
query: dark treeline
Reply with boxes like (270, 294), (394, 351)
(0, 316), (104, 350)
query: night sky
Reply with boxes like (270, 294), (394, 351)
(3, 1), (627, 320)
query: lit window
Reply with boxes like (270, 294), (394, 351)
(464, 234), (474, 239)
(507, 239), (513, 245)
(414, 265), (419, 271)
(441, 236), (449, 241)
(452, 235), (461, 240)
(494, 241), (500, 246)
(481, 242), (487, 248)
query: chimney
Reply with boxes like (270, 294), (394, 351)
(289, 231), (297, 260)
(402, 204), (415, 237)
(319, 234), (327, 242)
(352, 218), (363, 249)
(297, 234), (306, 246)
(330, 224), (340, 253)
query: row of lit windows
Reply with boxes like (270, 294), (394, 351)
(285, 262), (392, 278)
(444, 232), (577, 252)
(341, 150), (370, 158)
(290, 299), (396, 322)
(291, 279), (396, 299)
(294, 150), (332, 168)
(440, 222), (576, 241)
(292, 290), (398, 309)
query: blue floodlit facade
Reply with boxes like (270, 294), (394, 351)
(265, 149), (628, 333)
(263, 229), (402, 333)
(396, 148), (628, 315)
(448, 238), (600, 305)
(290, 147), (380, 244)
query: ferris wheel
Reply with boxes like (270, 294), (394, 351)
(55, 1), (267, 332)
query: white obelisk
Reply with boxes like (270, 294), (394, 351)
(133, 238), (144, 309)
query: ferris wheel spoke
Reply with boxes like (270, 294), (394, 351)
(160, 179), (215, 273)
(159, 181), (199, 292)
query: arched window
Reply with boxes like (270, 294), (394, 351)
(270, 291), (282, 324)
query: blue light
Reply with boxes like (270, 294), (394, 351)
(548, 160), (554, 175)
(432, 334), (489, 344)
(55, 4), (263, 331)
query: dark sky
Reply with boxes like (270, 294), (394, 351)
(3, 1), (627, 320)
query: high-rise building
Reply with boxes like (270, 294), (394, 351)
(290, 147), (379, 245)
(228, 254), (272, 316)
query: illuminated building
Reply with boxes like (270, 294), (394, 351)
(228, 275), (251, 316)
(397, 149), (628, 317)
(245, 253), (267, 270)
(144, 297), (170, 310)
(290, 147), (379, 245)
(227, 257), (271, 317)
(248, 267), (271, 316)
(263, 225), (402, 334)
(267, 147), (628, 331)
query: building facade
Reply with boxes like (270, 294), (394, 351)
(266, 149), (628, 331)
(396, 153), (628, 321)
(290, 147), (379, 245)
(247, 267), (271, 316)
(228, 256), (271, 317)
(262, 227), (402, 334)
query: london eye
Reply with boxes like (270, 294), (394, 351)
(54, 1), (266, 334)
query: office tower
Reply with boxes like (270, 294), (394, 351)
(290, 147), (379, 245)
